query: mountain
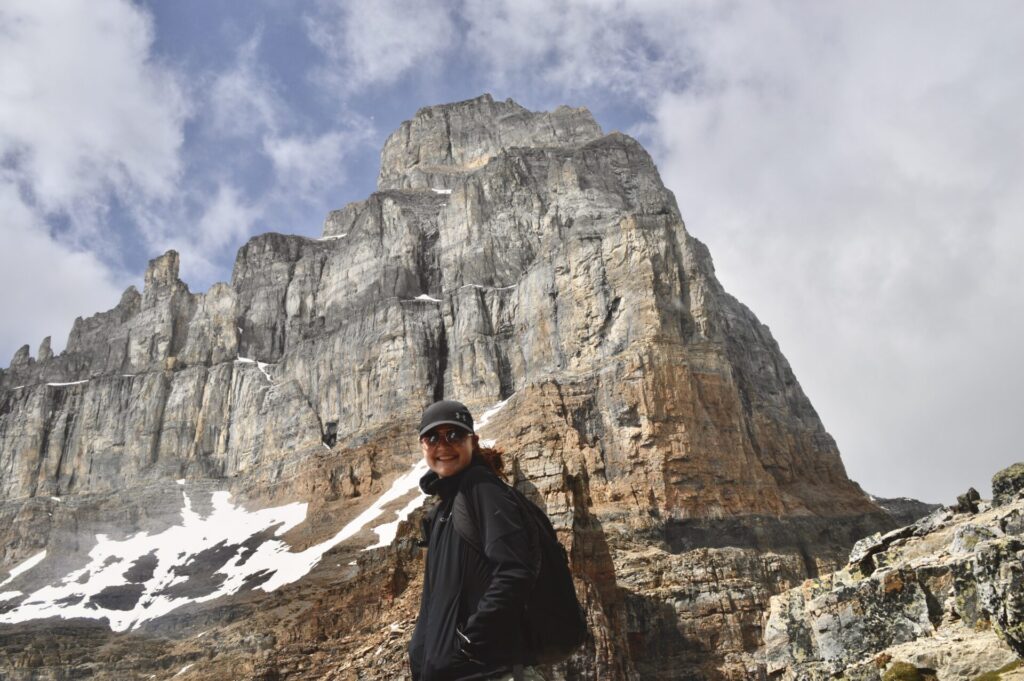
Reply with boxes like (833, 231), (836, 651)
(870, 495), (943, 528)
(0, 94), (895, 680)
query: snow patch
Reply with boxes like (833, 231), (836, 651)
(431, 188), (452, 195)
(46, 380), (88, 387)
(477, 397), (512, 430)
(176, 479), (185, 485)
(0, 399), (517, 630)
(414, 294), (441, 303)
(321, 459), (428, 552)
(460, 283), (518, 291)
(0, 492), (311, 631)
(0, 550), (47, 588)
(175, 664), (193, 676)
(235, 357), (273, 383)
(363, 472), (429, 550)
(320, 233), (347, 240)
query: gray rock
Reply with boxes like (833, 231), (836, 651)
(994, 462), (1024, 507)
(377, 93), (603, 191)
(956, 487), (982, 514)
(1002, 508), (1024, 536)
(762, 490), (1024, 679)
(10, 344), (30, 367)
(950, 523), (997, 554)
(37, 337), (52, 363)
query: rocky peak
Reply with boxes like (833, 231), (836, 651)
(142, 250), (187, 307)
(9, 344), (30, 367)
(37, 337), (52, 363)
(377, 93), (604, 190)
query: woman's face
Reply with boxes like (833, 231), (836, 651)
(420, 426), (476, 477)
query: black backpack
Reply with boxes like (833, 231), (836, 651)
(450, 480), (589, 665)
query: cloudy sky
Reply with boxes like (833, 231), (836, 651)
(1, 0), (1021, 503)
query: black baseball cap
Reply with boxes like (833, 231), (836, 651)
(418, 400), (474, 436)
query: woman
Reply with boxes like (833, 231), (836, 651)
(408, 399), (545, 681)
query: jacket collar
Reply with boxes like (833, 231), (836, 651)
(419, 457), (486, 498)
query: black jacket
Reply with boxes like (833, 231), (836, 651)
(409, 459), (538, 681)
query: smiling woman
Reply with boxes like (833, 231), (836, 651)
(419, 401), (477, 478)
(410, 398), (586, 680)
(410, 399), (547, 681)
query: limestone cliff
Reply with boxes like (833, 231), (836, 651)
(0, 94), (894, 680)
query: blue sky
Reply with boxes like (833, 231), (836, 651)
(2, 0), (1022, 503)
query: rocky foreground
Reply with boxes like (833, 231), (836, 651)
(762, 463), (1024, 681)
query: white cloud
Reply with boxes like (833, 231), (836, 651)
(460, 0), (691, 98)
(194, 184), (262, 253)
(263, 121), (375, 199)
(646, 4), (1024, 502)
(0, 0), (187, 361)
(150, 183), (263, 286)
(0, 0), (188, 218)
(0, 179), (124, 362)
(307, 0), (457, 90)
(208, 31), (282, 137)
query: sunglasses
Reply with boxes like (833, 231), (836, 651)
(420, 429), (470, 447)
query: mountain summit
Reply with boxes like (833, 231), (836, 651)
(0, 95), (894, 679)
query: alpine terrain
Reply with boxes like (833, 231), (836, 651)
(0, 94), (913, 679)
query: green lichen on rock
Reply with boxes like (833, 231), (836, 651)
(972, 658), (1022, 681)
(993, 618), (1024, 657)
(882, 661), (921, 681)
(992, 463), (1024, 507)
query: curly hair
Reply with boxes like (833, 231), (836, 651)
(473, 442), (508, 481)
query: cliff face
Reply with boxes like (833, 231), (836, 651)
(0, 94), (893, 680)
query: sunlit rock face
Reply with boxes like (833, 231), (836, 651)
(761, 464), (1024, 681)
(0, 94), (894, 680)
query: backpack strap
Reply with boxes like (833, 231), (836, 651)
(419, 500), (444, 548)
(451, 489), (483, 554)
(451, 479), (540, 578)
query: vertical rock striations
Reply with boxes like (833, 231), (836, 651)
(0, 93), (894, 679)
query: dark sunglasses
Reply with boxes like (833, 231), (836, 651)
(421, 429), (469, 447)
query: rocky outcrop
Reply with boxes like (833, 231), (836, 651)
(0, 94), (895, 680)
(762, 463), (1024, 680)
(994, 464), (1024, 508)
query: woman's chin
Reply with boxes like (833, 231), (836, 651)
(433, 460), (465, 477)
